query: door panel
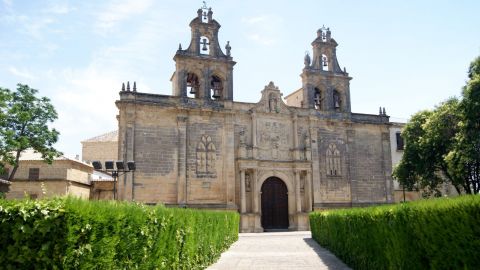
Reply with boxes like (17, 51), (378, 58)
(261, 177), (288, 229)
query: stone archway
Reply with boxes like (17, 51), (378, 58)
(261, 177), (289, 230)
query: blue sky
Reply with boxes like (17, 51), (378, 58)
(1, 0), (479, 157)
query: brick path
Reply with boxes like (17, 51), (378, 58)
(208, 231), (351, 270)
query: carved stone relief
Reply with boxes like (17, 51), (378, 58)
(257, 120), (291, 160)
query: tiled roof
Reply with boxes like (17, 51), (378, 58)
(18, 149), (91, 167)
(82, 130), (118, 143)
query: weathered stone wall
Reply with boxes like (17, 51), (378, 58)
(90, 181), (114, 200)
(6, 180), (90, 199)
(5, 160), (93, 199)
(347, 125), (393, 205)
(82, 141), (118, 164)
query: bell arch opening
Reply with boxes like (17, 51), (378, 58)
(210, 75), (223, 100)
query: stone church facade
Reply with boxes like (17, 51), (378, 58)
(116, 6), (393, 232)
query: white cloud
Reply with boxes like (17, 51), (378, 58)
(8, 67), (36, 80)
(247, 33), (276, 46)
(44, 3), (76, 15)
(95, 0), (154, 33)
(242, 14), (283, 46)
(2, 0), (12, 7)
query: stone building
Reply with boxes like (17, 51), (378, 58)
(81, 130), (118, 165)
(5, 149), (92, 199)
(116, 6), (394, 232)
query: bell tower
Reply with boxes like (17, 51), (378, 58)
(301, 26), (351, 112)
(172, 3), (236, 101)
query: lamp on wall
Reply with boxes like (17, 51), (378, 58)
(91, 160), (136, 200)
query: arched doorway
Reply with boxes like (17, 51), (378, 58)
(261, 177), (289, 230)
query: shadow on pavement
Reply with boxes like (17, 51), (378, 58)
(303, 237), (352, 270)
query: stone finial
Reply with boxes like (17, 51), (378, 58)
(379, 107), (382, 115)
(225, 41), (231, 56)
(197, 8), (203, 19)
(126, 81), (130, 91)
(133, 81), (137, 92)
(207, 7), (213, 22)
(382, 107), (386, 115)
(326, 28), (331, 40)
(343, 67), (347, 73)
(304, 52), (311, 67)
(178, 43), (182, 50)
(121, 82), (125, 91)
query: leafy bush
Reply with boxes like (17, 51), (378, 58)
(310, 196), (480, 270)
(0, 197), (239, 269)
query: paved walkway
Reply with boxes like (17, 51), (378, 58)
(208, 231), (351, 270)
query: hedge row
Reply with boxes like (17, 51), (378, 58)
(0, 197), (239, 269)
(310, 196), (480, 270)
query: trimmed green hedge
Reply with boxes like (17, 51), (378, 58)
(310, 196), (480, 270)
(0, 197), (239, 269)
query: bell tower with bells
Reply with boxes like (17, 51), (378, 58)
(172, 2), (235, 101)
(301, 26), (351, 112)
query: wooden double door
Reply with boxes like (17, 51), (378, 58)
(261, 177), (289, 230)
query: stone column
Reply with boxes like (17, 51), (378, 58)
(176, 115), (188, 205)
(305, 171), (312, 212)
(252, 169), (259, 213)
(293, 114), (299, 160)
(240, 169), (246, 213)
(295, 170), (301, 213)
(251, 112), (257, 158)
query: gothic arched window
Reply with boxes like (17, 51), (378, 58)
(197, 135), (216, 174)
(326, 143), (341, 176)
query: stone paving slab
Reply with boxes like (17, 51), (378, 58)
(208, 231), (351, 270)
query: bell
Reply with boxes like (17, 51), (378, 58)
(202, 42), (208, 51)
(323, 58), (328, 67)
(314, 93), (321, 106)
(335, 100), (340, 108)
(212, 89), (221, 99)
(189, 87), (196, 94)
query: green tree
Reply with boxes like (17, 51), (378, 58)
(394, 56), (480, 195)
(0, 84), (61, 181)
(393, 100), (461, 196)
(446, 56), (480, 194)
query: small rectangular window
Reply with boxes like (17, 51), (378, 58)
(396, 132), (404, 151)
(28, 168), (40, 181)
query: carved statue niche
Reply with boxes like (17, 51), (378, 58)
(245, 173), (251, 192)
(268, 93), (279, 113)
(326, 143), (341, 176)
(196, 135), (217, 175)
(300, 173), (305, 192)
